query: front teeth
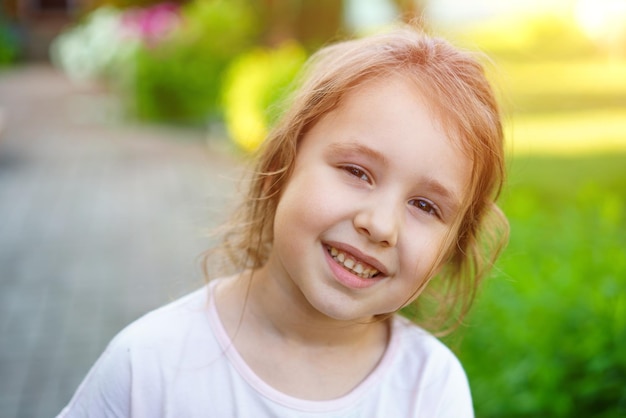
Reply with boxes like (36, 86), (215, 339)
(328, 246), (379, 279)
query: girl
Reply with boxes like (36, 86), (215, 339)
(59, 26), (508, 417)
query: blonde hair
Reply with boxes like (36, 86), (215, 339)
(205, 26), (509, 334)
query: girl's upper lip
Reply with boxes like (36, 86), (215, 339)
(324, 240), (390, 276)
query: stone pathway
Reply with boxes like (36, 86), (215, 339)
(0, 65), (243, 417)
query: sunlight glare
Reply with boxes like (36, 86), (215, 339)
(575, 0), (626, 43)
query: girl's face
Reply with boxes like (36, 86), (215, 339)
(265, 75), (471, 322)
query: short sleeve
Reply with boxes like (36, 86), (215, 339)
(57, 336), (132, 418)
(434, 353), (474, 418)
(387, 317), (475, 418)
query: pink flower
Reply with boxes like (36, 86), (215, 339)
(120, 2), (181, 47)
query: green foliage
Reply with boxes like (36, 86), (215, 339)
(131, 0), (257, 123)
(0, 20), (19, 66)
(459, 154), (626, 417)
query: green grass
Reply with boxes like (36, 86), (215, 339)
(459, 153), (626, 417)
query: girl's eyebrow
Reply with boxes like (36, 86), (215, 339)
(327, 142), (388, 167)
(422, 176), (462, 214)
(328, 142), (462, 210)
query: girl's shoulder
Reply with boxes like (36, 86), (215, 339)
(58, 281), (232, 416)
(389, 314), (468, 384)
(382, 315), (473, 416)
(108, 283), (214, 353)
(391, 314), (450, 349)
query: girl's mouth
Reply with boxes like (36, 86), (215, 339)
(325, 245), (381, 279)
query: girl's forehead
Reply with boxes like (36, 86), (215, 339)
(325, 75), (424, 121)
(342, 73), (472, 159)
(326, 74), (447, 140)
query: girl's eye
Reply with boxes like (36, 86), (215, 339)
(343, 165), (371, 183)
(410, 198), (440, 218)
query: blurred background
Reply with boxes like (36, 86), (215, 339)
(1, 0), (625, 417)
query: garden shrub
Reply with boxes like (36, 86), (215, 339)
(0, 20), (19, 66)
(131, 0), (256, 123)
(459, 155), (626, 418)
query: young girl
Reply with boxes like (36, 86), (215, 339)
(59, 26), (508, 417)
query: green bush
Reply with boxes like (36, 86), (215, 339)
(131, 0), (257, 123)
(0, 20), (19, 66)
(459, 154), (626, 417)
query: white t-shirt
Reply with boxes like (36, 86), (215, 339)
(58, 280), (474, 417)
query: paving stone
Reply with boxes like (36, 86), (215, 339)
(0, 65), (243, 417)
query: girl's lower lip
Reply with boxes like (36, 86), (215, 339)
(323, 246), (383, 290)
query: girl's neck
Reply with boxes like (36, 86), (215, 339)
(217, 268), (389, 350)
(214, 270), (391, 400)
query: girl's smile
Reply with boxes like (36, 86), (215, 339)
(261, 74), (471, 323)
(324, 242), (387, 289)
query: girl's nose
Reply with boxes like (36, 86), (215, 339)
(353, 200), (400, 247)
